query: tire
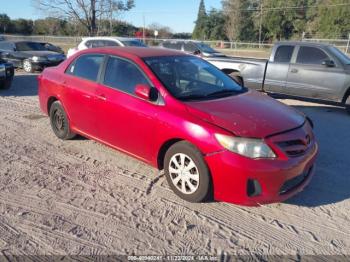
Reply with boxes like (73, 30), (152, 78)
(346, 95), (350, 114)
(49, 101), (76, 140)
(23, 59), (34, 73)
(229, 72), (243, 86)
(164, 141), (212, 203)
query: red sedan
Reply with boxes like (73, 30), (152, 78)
(38, 47), (318, 206)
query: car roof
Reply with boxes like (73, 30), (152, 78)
(276, 41), (332, 48)
(82, 47), (187, 58)
(82, 37), (140, 42)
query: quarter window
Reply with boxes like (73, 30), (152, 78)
(67, 54), (104, 82)
(274, 46), (294, 63)
(296, 46), (329, 65)
(103, 56), (149, 94)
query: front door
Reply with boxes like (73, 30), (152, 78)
(96, 56), (159, 162)
(286, 45), (345, 101)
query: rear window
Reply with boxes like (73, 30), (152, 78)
(86, 40), (119, 48)
(66, 54), (104, 82)
(274, 46), (294, 63)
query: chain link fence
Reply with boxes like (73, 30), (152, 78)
(2, 34), (349, 58)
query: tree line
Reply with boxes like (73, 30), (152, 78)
(193, 0), (350, 42)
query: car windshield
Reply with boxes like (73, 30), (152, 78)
(144, 56), (244, 101)
(329, 46), (350, 64)
(15, 42), (47, 51)
(196, 43), (217, 53)
(121, 40), (147, 47)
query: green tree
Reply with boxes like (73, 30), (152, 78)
(0, 14), (11, 33)
(10, 19), (33, 35)
(192, 0), (208, 40)
(206, 8), (226, 40)
(311, 0), (350, 38)
(222, 0), (257, 41)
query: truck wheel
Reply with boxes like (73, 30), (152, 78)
(23, 60), (34, 73)
(229, 72), (243, 86)
(49, 101), (76, 140)
(164, 141), (212, 203)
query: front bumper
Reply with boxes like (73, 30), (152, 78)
(205, 140), (318, 206)
(0, 62), (14, 88)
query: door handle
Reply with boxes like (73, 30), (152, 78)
(290, 68), (298, 73)
(96, 94), (107, 101)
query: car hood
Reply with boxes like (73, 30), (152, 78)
(185, 90), (305, 138)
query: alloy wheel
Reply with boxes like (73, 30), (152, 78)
(168, 153), (200, 194)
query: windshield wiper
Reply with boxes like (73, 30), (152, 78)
(177, 94), (207, 101)
(206, 89), (239, 97)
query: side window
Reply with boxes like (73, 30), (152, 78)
(274, 46), (294, 63)
(296, 46), (329, 65)
(103, 56), (149, 94)
(66, 54), (104, 82)
(101, 40), (119, 47)
(163, 42), (182, 50)
(0, 42), (13, 51)
(184, 43), (198, 53)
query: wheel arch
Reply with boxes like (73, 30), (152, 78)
(342, 87), (350, 104)
(47, 96), (59, 113)
(157, 138), (184, 170)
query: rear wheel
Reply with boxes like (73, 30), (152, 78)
(23, 59), (34, 73)
(229, 72), (243, 86)
(49, 101), (76, 140)
(164, 141), (212, 203)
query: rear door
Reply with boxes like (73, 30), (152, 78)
(264, 45), (294, 93)
(95, 55), (159, 161)
(285, 45), (345, 100)
(63, 54), (105, 137)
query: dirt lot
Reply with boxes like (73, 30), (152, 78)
(0, 71), (350, 259)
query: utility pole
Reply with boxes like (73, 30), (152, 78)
(142, 13), (146, 43)
(258, 0), (263, 48)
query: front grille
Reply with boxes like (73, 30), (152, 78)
(277, 139), (309, 157)
(279, 167), (312, 195)
(272, 122), (314, 158)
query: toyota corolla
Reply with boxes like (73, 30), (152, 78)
(38, 47), (318, 206)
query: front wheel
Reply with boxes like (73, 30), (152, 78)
(23, 59), (34, 73)
(346, 95), (350, 114)
(49, 101), (76, 140)
(164, 141), (212, 203)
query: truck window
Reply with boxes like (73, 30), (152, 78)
(163, 42), (182, 50)
(274, 46), (294, 63)
(296, 46), (329, 65)
(184, 42), (198, 53)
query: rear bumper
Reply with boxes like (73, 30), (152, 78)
(0, 63), (14, 88)
(205, 142), (318, 206)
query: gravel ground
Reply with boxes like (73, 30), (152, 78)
(0, 71), (350, 259)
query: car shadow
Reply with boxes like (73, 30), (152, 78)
(0, 73), (38, 97)
(283, 103), (350, 207)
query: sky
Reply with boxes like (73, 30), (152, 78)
(2, 0), (222, 33)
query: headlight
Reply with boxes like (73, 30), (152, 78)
(215, 134), (276, 159)
(32, 56), (47, 62)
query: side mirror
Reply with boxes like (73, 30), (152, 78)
(193, 50), (201, 56)
(135, 84), (159, 101)
(322, 59), (335, 67)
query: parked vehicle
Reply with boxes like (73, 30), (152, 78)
(67, 37), (147, 58)
(39, 42), (65, 54)
(0, 57), (14, 89)
(206, 41), (350, 114)
(38, 47), (318, 206)
(0, 41), (66, 73)
(159, 40), (225, 58)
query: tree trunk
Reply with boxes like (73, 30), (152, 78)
(90, 0), (97, 36)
